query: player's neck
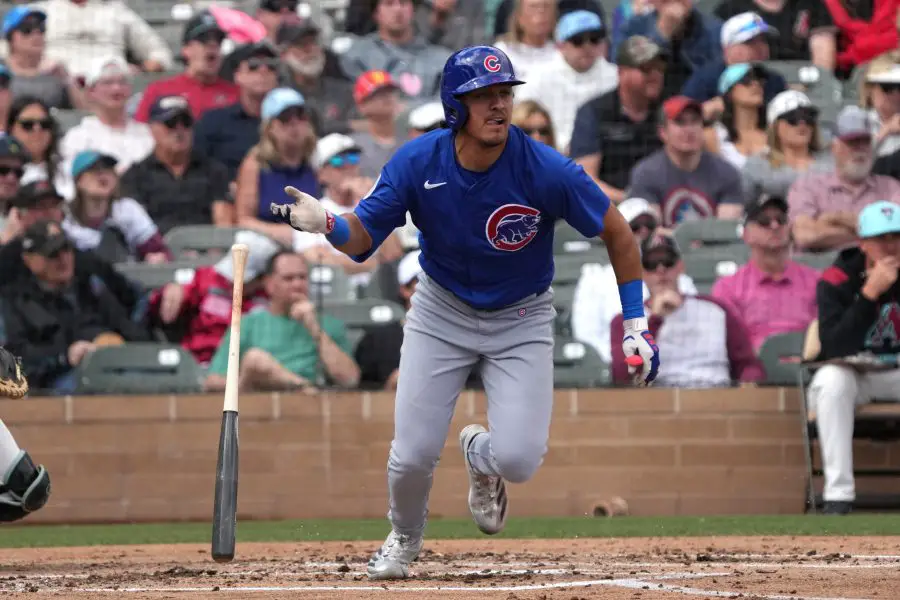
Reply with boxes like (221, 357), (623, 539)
(454, 132), (505, 172)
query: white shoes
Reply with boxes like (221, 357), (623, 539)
(366, 530), (424, 580)
(459, 424), (508, 535)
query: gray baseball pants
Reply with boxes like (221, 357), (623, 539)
(387, 273), (555, 538)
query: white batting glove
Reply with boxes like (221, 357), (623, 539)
(270, 186), (330, 234)
(622, 317), (660, 387)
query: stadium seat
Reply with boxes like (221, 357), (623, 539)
(757, 330), (806, 386)
(553, 250), (609, 286)
(163, 226), (278, 258)
(309, 264), (356, 302)
(75, 343), (205, 394)
(673, 219), (743, 250)
(51, 109), (91, 133)
(552, 338), (609, 388)
(680, 245), (750, 294)
(765, 61), (843, 130)
(553, 223), (599, 254)
(322, 298), (405, 352)
(114, 257), (220, 291)
(551, 282), (576, 336)
(794, 251), (838, 272)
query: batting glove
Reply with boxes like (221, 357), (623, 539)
(622, 317), (660, 387)
(270, 186), (330, 234)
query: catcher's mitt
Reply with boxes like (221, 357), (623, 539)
(0, 348), (28, 399)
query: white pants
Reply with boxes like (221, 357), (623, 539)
(807, 365), (900, 501)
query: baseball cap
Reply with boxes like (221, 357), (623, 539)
(640, 230), (681, 260)
(660, 96), (702, 123)
(229, 41), (278, 66)
(555, 10), (604, 43)
(866, 53), (900, 84)
(616, 35), (667, 68)
(276, 21), (320, 46)
(261, 87), (305, 121)
(397, 250), (423, 286)
(313, 133), (361, 169)
(3, 6), (45, 37)
(618, 197), (656, 224)
(71, 151), (118, 180)
(354, 70), (399, 105)
(10, 180), (63, 209)
(214, 230), (280, 282)
(408, 101), (445, 131)
(21, 220), (71, 258)
(718, 62), (765, 96)
(744, 193), (788, 222)
(0, 134), (30, 163)
(834, 105), (873, 142)
(766, 89), (815, 125)
(148, 95), (192, 123)
(720, 12), (774, 47)
(182, 10), (224, 44)
(858, 201), (900, 239)
(85, 56), (131, 88)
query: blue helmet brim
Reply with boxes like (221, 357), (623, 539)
(452, 73), (525, 97)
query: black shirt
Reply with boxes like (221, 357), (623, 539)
(873, 147), (900, 180)
(354, 322), (404, 389)
(569, 88), (663, 191)
(193, 102), (261, 181)
(714, 0), (835, 62)
(119, 152), (230, 235)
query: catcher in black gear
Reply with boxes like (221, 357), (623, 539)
(0, 347), (51, 522)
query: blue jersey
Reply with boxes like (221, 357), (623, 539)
(352, 126), (611, 310)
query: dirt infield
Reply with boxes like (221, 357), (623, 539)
(1, 536), (897, 599)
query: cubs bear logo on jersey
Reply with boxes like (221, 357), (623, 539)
(485, 204), (541, 251)
(483, 55), (502, 72)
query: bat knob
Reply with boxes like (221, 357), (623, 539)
(625, 355), (643, 367)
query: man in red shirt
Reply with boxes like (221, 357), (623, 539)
(134, 11), (239, 123)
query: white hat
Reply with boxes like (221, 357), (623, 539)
(214, 230), (281, 283)
(618, 197), (655, 223)
(85, 56), (131, 87)
(408, 102), (445, 131)
(866, 55), (900, 84)
(766, 90), (814, 125)
(720, 12), (774, 47)
(313, 133), (361, 170)
(397, 250), (422, 286)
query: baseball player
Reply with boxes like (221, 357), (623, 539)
(0, 348), (51, 523)
(271, 45), (660, 580)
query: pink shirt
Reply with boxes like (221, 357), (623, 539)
(711, 260), (820, 351)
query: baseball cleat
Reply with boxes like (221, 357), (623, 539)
(366, 530), (423, 580)
(459, 424), (508, 535)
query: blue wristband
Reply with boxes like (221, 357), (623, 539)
(325, 213), (351, 246)
(618, 280), (645, 320)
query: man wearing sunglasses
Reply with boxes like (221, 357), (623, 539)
(611, 230), (764, 387)
(257, 0), (334, 46)
(712, 195), (819, 352)
(516, 10), (616, 154)
(0, 134), (29, 226)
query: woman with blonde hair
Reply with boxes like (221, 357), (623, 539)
(512, 99), (556, 149)
(494, 0), (557, 80)
(236, 87), (319, 246)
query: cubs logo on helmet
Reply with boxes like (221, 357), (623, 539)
(485, 204), (542, 251)
(440, 45), (525, 131)
(483, 55), (502, 73)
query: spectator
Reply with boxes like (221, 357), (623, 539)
(705, 63), (767, 168)
(571, 35), (665, 203)
(33, 0), (174, 78)
(790, 105), (900, 252)
(826, 0), (900, 74)
(743, 90), (831, 206)
(339, 0), (452, 101)
(712, 195), (819, 351)
(515, 10), (618, 153)
(610, 0), (653, 54)
(355, 249), (422, 390)
(194, 42), (279, 181)
(134, 11), (239, 123)
(681, 12), (786, 120)
(0, 179), (62, 245)
(714, 0), (836, 70)
(572, 197), (697, 362)
(494, 0), (558, 80)
(0, 136), (32, 241)
(150, 230), (277, 366)
(58, 56), (155, 189)
(492, 0), (607, 40)
(9, 97), (68, 198)
(276, 22), (355, 136)
(512, 100), (556, 148)
(351, 71), (404, 179)
(204, 250), (360, 391)
(121, 95), (234, 234)
(414, 0), (489, 50)
(860, 53), (900, 158)
(610, 230), (764, 387)
(236, 88), (319, 247)
(627, 96), (744, 227)
(255, 0), (334, 45)
(0, 65), (12, 132)
(61, 151), (170, 264)
(0, 219), (151, 394)
(616, 0), (723, 97)
(407, 101), (445, 138)
(808, 200), (900, 514)
(3, 7), (83, 110)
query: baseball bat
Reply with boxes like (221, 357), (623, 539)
(211, 243), (249, 563)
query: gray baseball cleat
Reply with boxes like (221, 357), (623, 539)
(459, 424), (508, 535)
(366, 530), (424, 580)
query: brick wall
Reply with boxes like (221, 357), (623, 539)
(2, 387), (898, 524)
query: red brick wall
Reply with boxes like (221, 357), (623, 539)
(2, 387), (896, 523)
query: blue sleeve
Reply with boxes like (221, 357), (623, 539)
(351, 166), (410, 263)
(543, 158), (610, 238)
(569, 102), (600, 160)
(681, 65), (716, 101)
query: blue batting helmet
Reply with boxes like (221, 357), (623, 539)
(440, 46), (524, 131)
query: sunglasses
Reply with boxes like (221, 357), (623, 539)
(737, 72), (763, 87)
(46, 241), (73, 259)
(246, 57), (278, 71)
(568, 32), (603, 47)
(327, 152), (361, 168)
(522, 126), (552, 137)
(275, 107), (306, 123)
(753, 213), (788, 227)
(0, 165), (24, 178)
(630, 218), (657, 232)
(163, 114), (194, 129)
(642, 256), (677, 271)
(16, 21), (45, 35)
(780, 109), (816, 126)
(17, 118), (53, 132)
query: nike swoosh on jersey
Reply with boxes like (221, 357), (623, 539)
(424, 180), (447, 190)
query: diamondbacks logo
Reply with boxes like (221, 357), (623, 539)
(884, 205), (895, 218)
(485, 204), (541, 251)
(483, 55), (501, 73)
(866, 303), (900, 348)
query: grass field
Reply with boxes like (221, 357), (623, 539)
(4, 514), (900, 548)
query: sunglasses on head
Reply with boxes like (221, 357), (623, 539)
(642, 256), (677, 271)
(163, 114), (193, 129)
(0, 165), (24, 178)
(276, 107), (306, 123)
(780, 108), (816, 126)
(753, 213), (788, 227)
(16, 20), (45, 35)
(246, 57), (278, 71)
(568, 32), (603, 47)
(327, 152), (360, 168)
(522, 126), (552, 137)
(17, 118), (52, 132)
(630, 217), (657, 232)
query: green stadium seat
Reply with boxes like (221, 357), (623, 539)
(553, 250), (609, 286)
(674, 219), (743, 250)
(50, 109), (91, 133)
(794, 251), (838, 272)
(551, 282), (576, 336)
(115, 256), (220, 290)
(553, 338), (609, 388)
(75, 343), (204, 394)
(680, 245), (750, 294)
(322, 299), (405, 353)
(163, 226), (281, 258)
(309, 264), (356, 302)
(757, 330), (806, 386)
(553, 223), (600, 254)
